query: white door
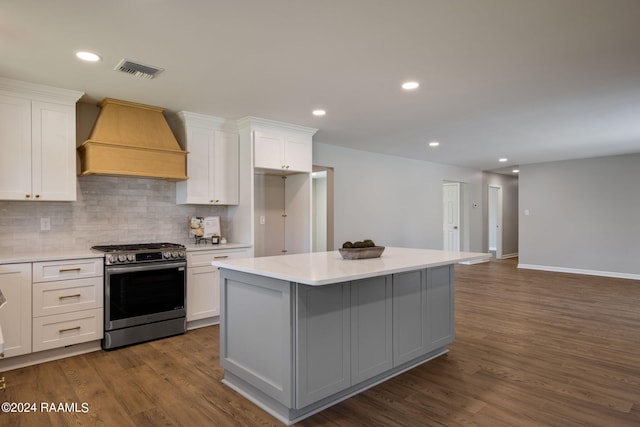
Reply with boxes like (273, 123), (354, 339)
(442, 183), (460, 251)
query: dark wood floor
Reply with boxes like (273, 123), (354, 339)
(3, 258), (640, 426)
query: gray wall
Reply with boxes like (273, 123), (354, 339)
(519, 154), (640, 276)
(483, 172), (519, 257)
(313, 143), (484, 252)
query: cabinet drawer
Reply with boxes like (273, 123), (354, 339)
(188, 249), (250, 267)
(33, 258), (103, 282)
(32, 308), (103, 352)
(33, 277), (103, 317)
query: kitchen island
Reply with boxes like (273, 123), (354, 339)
(213, 247), (488, 425)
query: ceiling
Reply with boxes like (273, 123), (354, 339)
(2, 0), (640, 174)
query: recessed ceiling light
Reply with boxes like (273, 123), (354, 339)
(75, 51), (101, 62)
(512, 169), (520, 173)
(401, 81), (419, 90)
(499, 158), (508, 162)
(312, 109), (326, 116)
(428, 141), (440, 147)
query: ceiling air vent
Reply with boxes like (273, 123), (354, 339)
(114, 59), (163, 79)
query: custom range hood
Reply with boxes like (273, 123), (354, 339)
(78, 98), (187, 180)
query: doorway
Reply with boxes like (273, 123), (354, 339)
(312, 166), (334, 252)
(488, 185), (502, 259)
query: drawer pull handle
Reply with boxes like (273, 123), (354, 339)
(59, 294), (81, 300)
(59, 326), (81, 334)
(214, 255), (229, 259)
(59, 267), (82, 273)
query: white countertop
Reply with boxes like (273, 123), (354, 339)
(0, 248), (103, 265)
(213, 246), (489, 286)
(0, 242), (252, 265)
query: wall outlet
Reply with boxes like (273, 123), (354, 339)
(40, 217), (51, 231)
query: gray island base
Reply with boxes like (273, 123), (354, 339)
(214, 247), (488, 425)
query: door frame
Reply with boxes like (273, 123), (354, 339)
(488, 185), (503, 259)
(312, 165), (334, 251)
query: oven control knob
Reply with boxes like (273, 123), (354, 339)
(127, 254), (135, 262)
(171, 251), (178, 258)
(118, 254), (127, 262)
(163, 251), (171, 259)
(107, 254), (115, 264)
(179, 250), (186, 259)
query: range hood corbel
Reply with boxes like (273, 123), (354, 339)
(77, 98), (187, 180)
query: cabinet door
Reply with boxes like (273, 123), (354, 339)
(427, 265), (454, 349)
(186, 265), (219, 321)
(32, 101), (77, 201)
(212, 130), (239, 205)
(178, 125), (214, 204)
(254, 131), (284, 170)
(0, 95), (32, 200)
(392, 269), (428, 366)
(296, 282), (351, 408)
(0, 263), (32, 357)
(283, 137), (312, 172)
(351, 275), (393, 384)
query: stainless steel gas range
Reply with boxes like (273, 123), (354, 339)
(91, 243), (187, 350)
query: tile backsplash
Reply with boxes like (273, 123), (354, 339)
(0, 176), (227, 253)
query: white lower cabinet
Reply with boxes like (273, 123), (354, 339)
(0, 263), (32, 358)
(31, 258), (104, 353)
(32, 308), (103, 352)
(186, 247), (250, 326)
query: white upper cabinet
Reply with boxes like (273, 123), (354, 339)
(174, 111), (239, 205)
(254, 131), (312, 173)
(254, 132), (312, 172)
(240, 117), (317, 174)
(0, 78), (83, 201)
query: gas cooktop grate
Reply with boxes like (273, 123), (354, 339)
(91, 243), (185, 252)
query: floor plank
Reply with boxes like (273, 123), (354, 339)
(2, 258), (639, 426)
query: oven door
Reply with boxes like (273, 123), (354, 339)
(105, 261), (186, 331)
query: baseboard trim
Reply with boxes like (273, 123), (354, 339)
(517, 264), (640, 281)
(0, 341), (101, 372)
(460, 256), (491, 265)
(500, 252), (518, 259)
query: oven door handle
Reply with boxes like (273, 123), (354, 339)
(105, 261), (186, 274)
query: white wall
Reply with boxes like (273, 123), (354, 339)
(313, 143), (484, 251)
(519, 153), (640, 278)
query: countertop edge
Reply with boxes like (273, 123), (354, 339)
(184, 242), (252, 252)
(0, 250), (104, 265)
(0, 242), (252, 265)
(214, 249), (490, 286)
